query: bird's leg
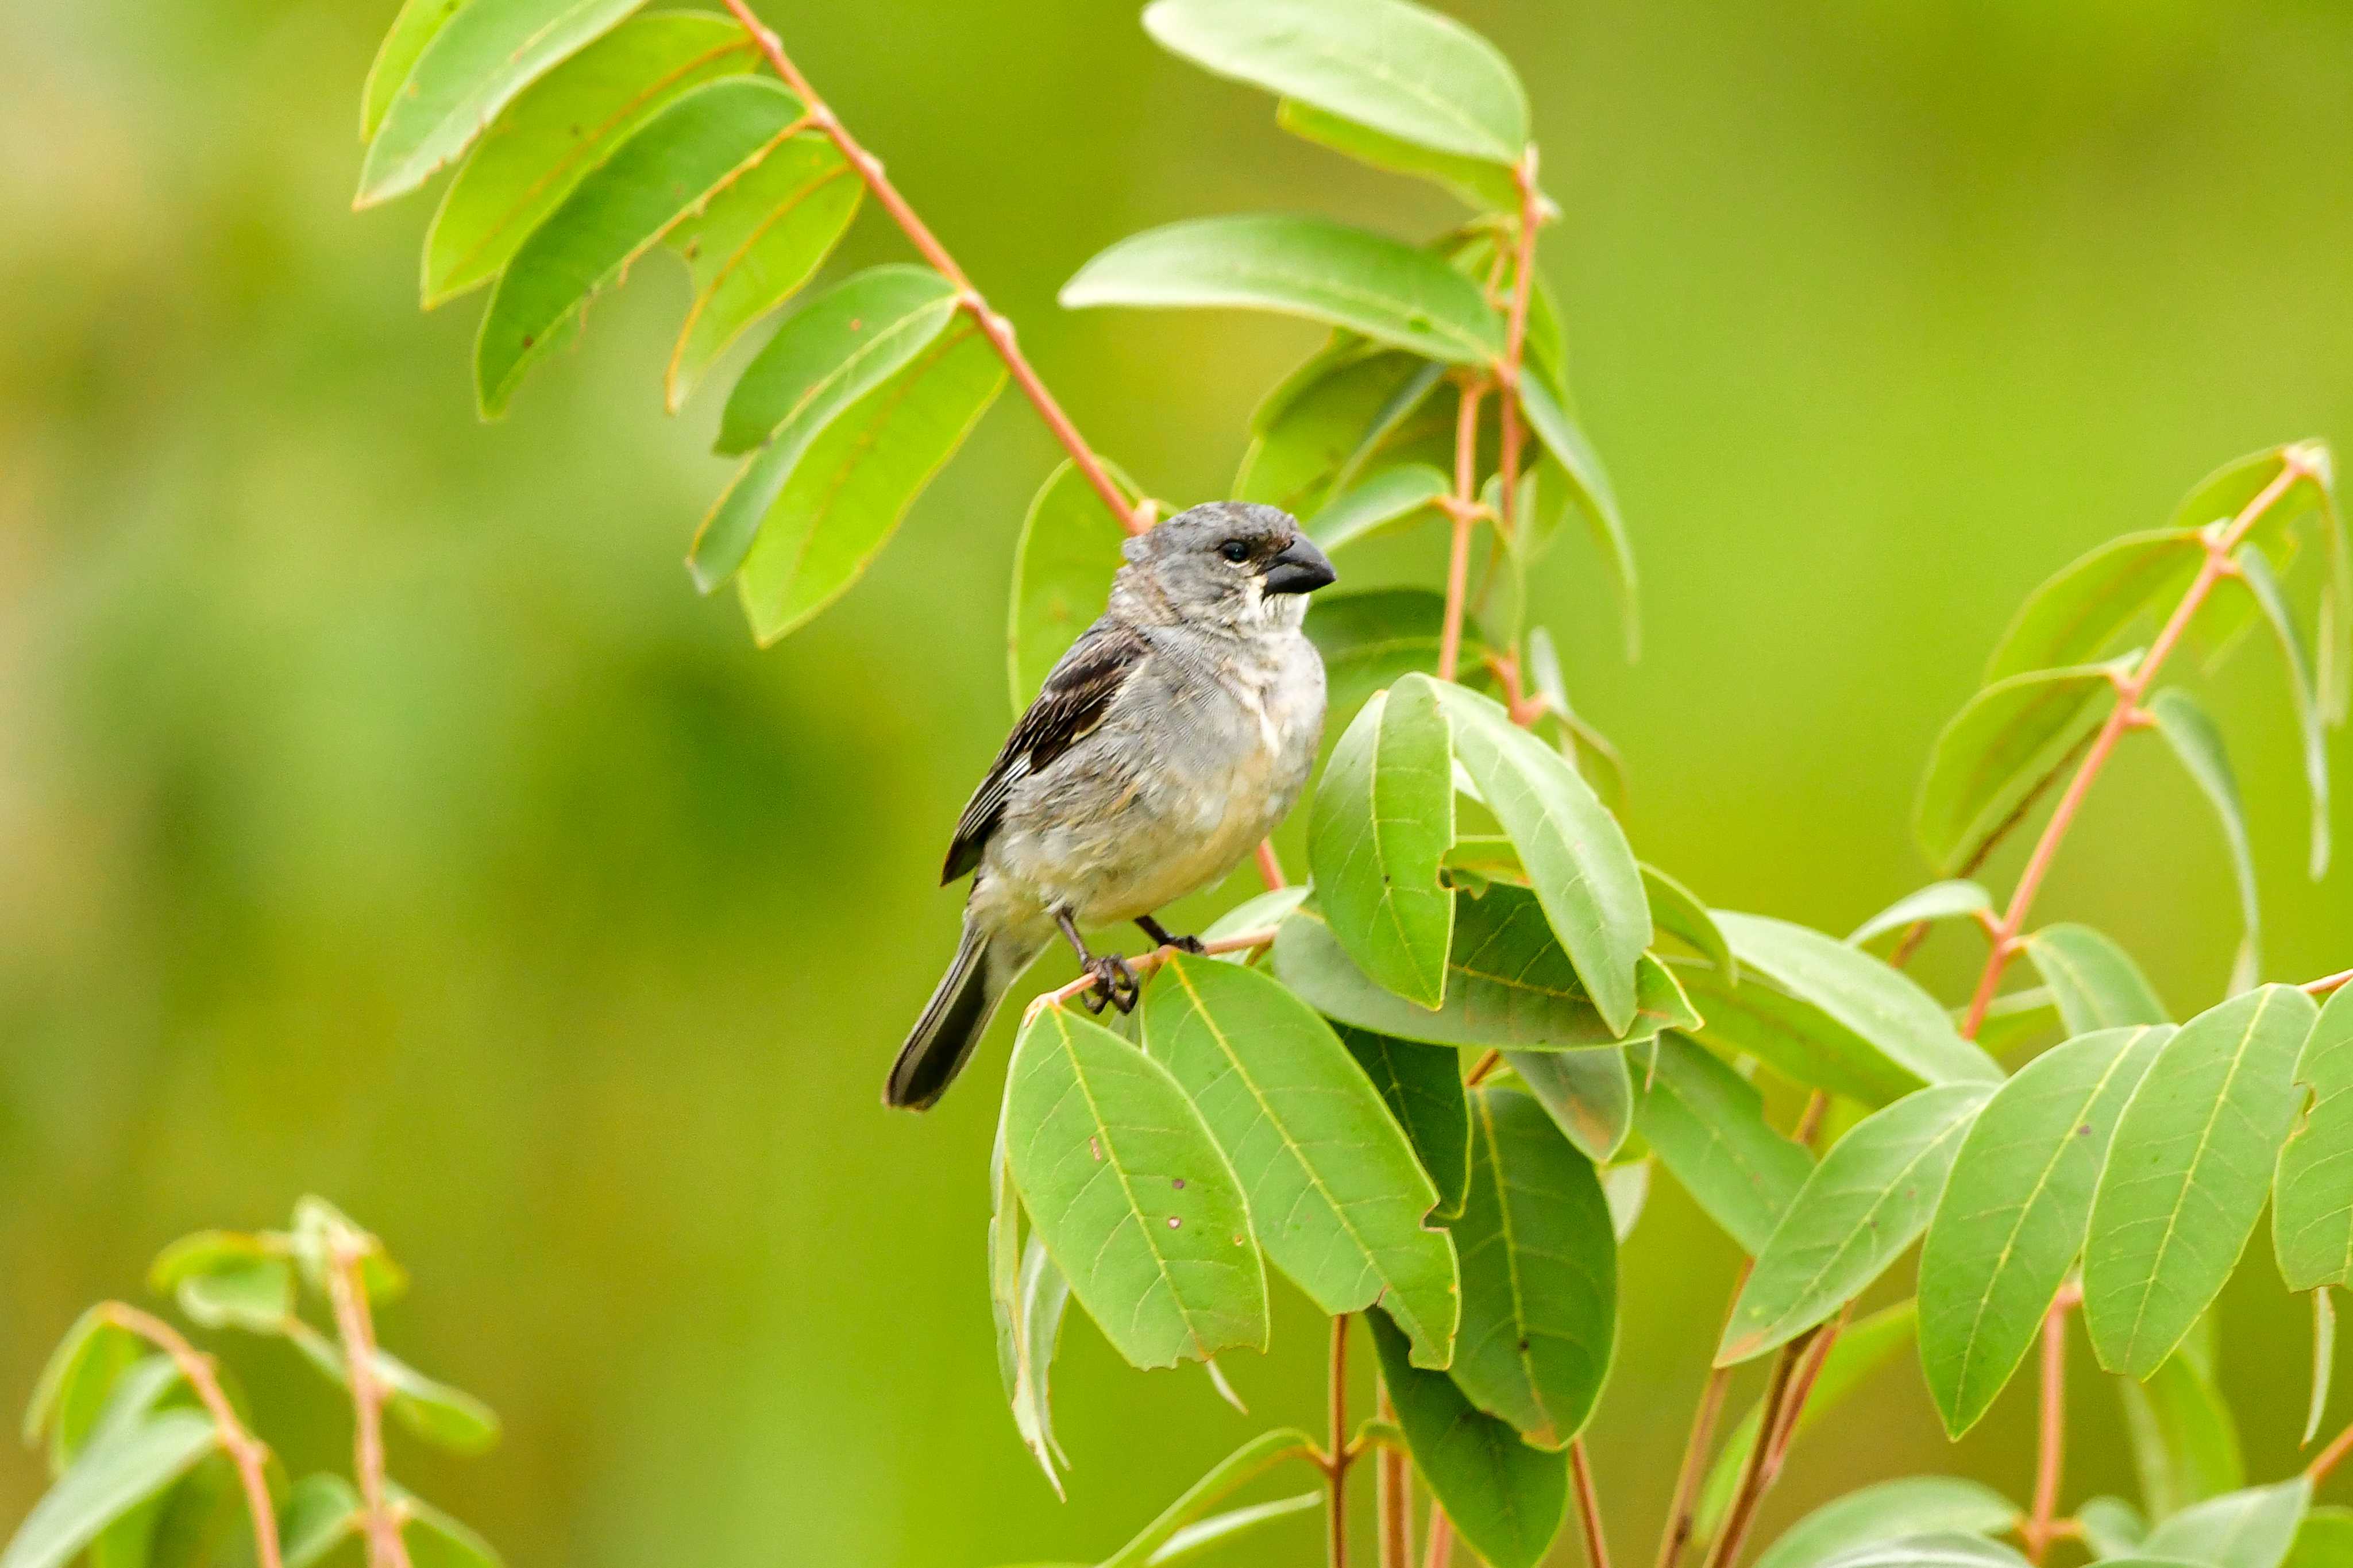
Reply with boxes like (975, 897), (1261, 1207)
(1136, 914), (1207, 956)
(1055, 908), (1140, 1015)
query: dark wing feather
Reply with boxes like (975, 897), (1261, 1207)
(942, 622), (1149, 883)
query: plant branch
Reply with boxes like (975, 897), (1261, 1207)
(1759, 1310), (1844, 1482)
(1571, 1440), (1613, 1568)
(1657, 1257), (1756, 1568)
(1960, 454), (2317, 1036)
(1702, 1334), (1810, 1568)
(1423, 1508), (1454, 1568)
(1494, 150), (1542, 542)
(1329, 1314), (1352, 1568)
(325, 1244), (412, 1568)
(719, 0), (1142, 535)
(2311, 1418), (2353, 1485)
(1437, 380), (1491, 682)
(1378, 1382), (1414, 1568)
(99, 1304), (283, 1568)
(2023, 1284), (2081, 1562)
(1024, 927), (1276, 1019)
(2304, 967), (2352, 998)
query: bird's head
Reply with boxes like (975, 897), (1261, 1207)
(1113, 501), (1337, 633)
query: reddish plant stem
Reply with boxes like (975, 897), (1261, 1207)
(1656, 1364), (1733, 1568)
(100, 1305), (284, 1568)
(1378, 1385), (1414, 1568)
(2311, 1419), (2353, 1484)
(719, 0), (1141, 536)
(1466, 1048), (1504, 1087)
(2304, 968), (2352, 998)
(1423, 1508), (1455, 1568)
(1329, 1314), (1352, 1568)
(1256, 840), (1290, 890)
(2024, 1287), (2080, 1563)
(1702, 1335), (1809, 1568)
(1436, 381), (1490, 682)
(326, 1247), (412, 1568)
(1571, 1440), (1614, 1568)
(1960, 457), (2314, 1036)
(1761, 1310), (1845, 1481)
(1494, 151), (1542, 542)
(1025, 926), (1276, 1018)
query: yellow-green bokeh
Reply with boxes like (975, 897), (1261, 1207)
(3, 2), (2350, 1564)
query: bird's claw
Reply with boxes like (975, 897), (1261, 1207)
(1081, 953), (1141, 1014)
(1168, 934), (1208, 956)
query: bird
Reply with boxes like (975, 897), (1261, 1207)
(885, 501), (1337, 1110)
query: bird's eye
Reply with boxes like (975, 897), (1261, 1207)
(1219, 540), (1251, 563)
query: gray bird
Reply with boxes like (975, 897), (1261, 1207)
(886, 501), (1337, 1109)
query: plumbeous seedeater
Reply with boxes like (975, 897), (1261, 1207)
(885, 502), (1337, 1110)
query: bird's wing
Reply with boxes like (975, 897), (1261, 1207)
(942, 621), (1150, 883)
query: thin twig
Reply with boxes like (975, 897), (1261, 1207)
(1423, 1508), (1454, 1568)
(2311, 1419), (2353, 1484)
(1494, 150), (1542, 542)
(2304, 967), (2352, 998)
(1656, 1365), (1731, 1568)
(1329, 1315), (1352, 1568)
(1466, 1049), (1504, 1086)
(325, 1245), (412, 1568)
(99, 1305), (283, 1568)
(1960, 453), (2318, 1035)
(1791, 1091), (1831, 1149)
(2024, 1286), (2080, 1562)
(1571, 1440), (1613, 1568)
(1702, 1336), (1808, 1568)
(1023, 927), (1276, 1019)
(718, 0), (1141, 535)
(1760, 1310), (1845, 1482)
(1377, 1384), (1413, 1568)
(1436, 381), (1490, 682)
(1256, 840), (1289, 890)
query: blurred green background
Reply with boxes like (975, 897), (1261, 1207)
(5, 1), (2352, 1562)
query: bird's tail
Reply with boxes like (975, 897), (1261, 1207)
(886, 918), (1025, 1110)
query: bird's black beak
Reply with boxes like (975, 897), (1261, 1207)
(1263, 536), (1337, 596)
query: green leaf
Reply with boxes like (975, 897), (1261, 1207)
(1006, 459), (1140, 708)
(1511, 1049), (1633, 1163)
(2284, 1511), (2353, 1568)
(2080, 1497), (2152, 1560)
(357, 0), (645, 207)
(175, 1258), (295, 1334)
(1602, 1161), (1650, 1241)
(1631, 1034), (1814, 1255)
(148, 1232), (273, 1291)
(361, 0), (469, 142)
(1307, 589), (1474, 725)
(1811, 1536), (2031, 1568)
(1448, 1087), (1616, 1446)
(1972, 988), (2065, 1060)
(421, 12), (759, 304)
(1140, 955), (1460, 1368)
(1642, 865), (1733, 978)
(1916, 658), (2129, 875)
(1204, 885), (1310, 945)
(290, 1195), (408, 1300)
(1143, 0), (1528, 164)
(281, 1474), (364, 1568)
(2144, 1481), (2312, 1568)
(1918, 1025), (2172, 1436)
(1147, 1494), (1320, 1565)
(2148, 689), (2261, 987)
(1274, 895), (1697, 1052)
(1434, 682), (1649, 1034)
(24, 1308), (137, 1459)
(1515, 375), (1639, 660)
(2309, 1288), (2337, 1446)
(283, 1323), (500, 1453)
(1715, 912), (2001, 1098)
(2085, 985), (2319, 1375)
(1278, 99), (1522, 210)
(1004, 1006), (1268, 1369)
(989, 1095), (1059, 1494)
(1847, 882), (1993, 950)
(2275, 986), (2353, 1291)
(665, 128), (863, 410)
(1240, 349), (1451, 517)
(1062, 215), (1506, 365)
(1719, 1083), (1995, 1365)
(2020, 924), (2170, 1034)
(1309, 677), (1456, 1007)
(734, 319), (1004, 641)
(1309, 464), (1449, 553)
(1338, 1025), (1470, 1220)
(2121, 1349), (2244, 1520)
(1696, 1301), (1922, 1540)
(1368, 1310), (1565, 1568)
(473, 76), (805, 417)
(715, 265), (961, 454)
(0, 1413), (218, 1568)
(1096, 1428), (1320, 1568)
(1985, 530), (2206, 682)
(1668, 957), (1926, 1106)
(1753, 1478), (2020, 1568)
(394, 1488), (503, 1568)
(2231, 551), (2333, 879)
(1521, 629), (1627, 814)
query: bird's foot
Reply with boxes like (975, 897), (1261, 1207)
(1080, 953), (1141, 1015)
(1136, 916), (1208, 956)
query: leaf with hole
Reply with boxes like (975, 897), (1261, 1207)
(421, 13), (760, 304)
(1140, 955), (1460, 1368)
(1916, 657), (2130, 875)
(1309, 676), (1455, 1008)
(1063, 215), (1505, 365)
(1004, 1006), (1267, 1369)
(1143, 0), (1528, 164)
(357, 0), (645, 206)
(1917, 1025), (2171, 1436)
(1368, 1310), (1565, 1568)
(1719, 1083), (1994, 1365)
(473, 76), (807, 418)
(1630, 1034), (1814, 1255)
(2275, 986), (2353, 1291)
(733, 320), (1004, 642)
(2022, 924), (2170, 1034)
(2085, 985), (2318, 1376)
